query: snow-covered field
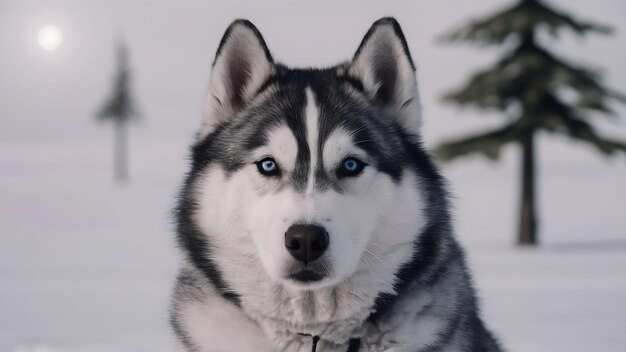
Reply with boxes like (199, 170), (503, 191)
(0, 137), (182, 352)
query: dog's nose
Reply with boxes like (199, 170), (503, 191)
(284, 224), (329, 264)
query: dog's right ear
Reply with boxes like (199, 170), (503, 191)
(201, 20), (275, 137)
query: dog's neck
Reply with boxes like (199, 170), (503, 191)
(239, 278), (377, 347)
(234, 273), (436, 352)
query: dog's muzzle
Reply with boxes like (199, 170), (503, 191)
(284, 224), (330, 283)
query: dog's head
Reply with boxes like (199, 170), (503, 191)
(184, 18), (430, 292)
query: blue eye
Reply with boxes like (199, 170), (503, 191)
(337, 157), (366, 177)
(256, 157), (280, 176)
(344, 159), (358, 171)
(261, 160), (276, 172)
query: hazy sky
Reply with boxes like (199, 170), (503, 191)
(1, 0), (625, 145)
(1, 0), (625, 244)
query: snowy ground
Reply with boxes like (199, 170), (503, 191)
(1, 132), (625, 352)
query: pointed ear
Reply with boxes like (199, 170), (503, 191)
(201, 20), (275, 136)
(348, 18), (421, 135)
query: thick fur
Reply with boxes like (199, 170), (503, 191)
(170, 18), (502, 352)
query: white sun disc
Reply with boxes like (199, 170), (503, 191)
(38, 25), (63, 51)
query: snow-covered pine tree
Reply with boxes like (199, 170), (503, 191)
(435, 0), (626, 245)
(98, 40), (139, 184)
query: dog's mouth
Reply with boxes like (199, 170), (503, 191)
(284, 261), (330, 284)
(287, 269), (324, 283)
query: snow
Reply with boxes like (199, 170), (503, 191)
(471, 248), (626, 352)
(1, 0), (625, 351)
(0, 136), (181, 351)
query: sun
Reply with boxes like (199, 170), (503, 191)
(38, 25), (63, 51)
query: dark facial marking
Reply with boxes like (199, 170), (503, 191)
(193, 65), (408, 196)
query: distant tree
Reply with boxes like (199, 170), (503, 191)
(435, 0), (626, 246)
(97, 40), (139, 183)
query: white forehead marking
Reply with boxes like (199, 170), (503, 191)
(305, 88), (319, 193)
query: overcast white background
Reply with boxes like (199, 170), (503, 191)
(1, 1), (625, 351)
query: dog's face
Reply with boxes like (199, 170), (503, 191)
(188, 19), (426, 292)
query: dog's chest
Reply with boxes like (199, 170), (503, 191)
(179, 293), (445, 352)
(177, 275), (445, 351)
(241, 289), (372, 351)
(238, 284), (441, 352)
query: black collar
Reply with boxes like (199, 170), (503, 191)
(298, 333), (361, 352)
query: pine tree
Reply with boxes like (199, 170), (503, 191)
(435, 0), (626, 246)
(97, 40), (139, 183)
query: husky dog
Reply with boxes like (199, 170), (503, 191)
(170, 18), (501, 352)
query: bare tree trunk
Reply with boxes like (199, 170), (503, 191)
(114, 118), (129, 183)
(518, 131), (537, 245)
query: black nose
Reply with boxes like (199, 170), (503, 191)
(285, 224), (329, 264)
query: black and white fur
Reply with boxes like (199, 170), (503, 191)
(170, 18), (502, 352)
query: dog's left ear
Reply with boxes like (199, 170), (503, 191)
(201, 19), (275, 137)
(348, 18), (421, 135)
